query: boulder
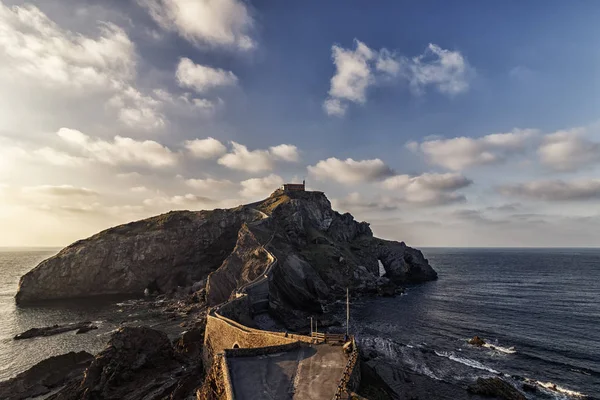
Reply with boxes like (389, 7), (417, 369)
(467, 377), (526, 400)
(0, 351), (93, 400)
(49, 327), (204, 400)
(469, 336), (486, 347)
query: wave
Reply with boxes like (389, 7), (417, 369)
(434, 350), (499, 374)
(482, 343), (516, 354)
(529, 379), (588, 398)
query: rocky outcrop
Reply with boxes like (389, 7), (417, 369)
(467, 377), (527, 400)
(17, 189), (436, 311)
(469, 336), (486, 347)
(205, 224), (269, 306)
(0, 351), (93, 400)
(14, 321), (97, 340)
(16, 208), (260, 304)
(49, 327), (204, 400)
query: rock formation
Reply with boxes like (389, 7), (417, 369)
(14, 321), (98, 340)
(0, 351), (94, 400)
(467, 377), (527, 400)
(16, 190), (437, 320)
(47, 327), (204, 400)
(16, 208), (261, 303)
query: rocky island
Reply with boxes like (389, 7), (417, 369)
(5, 187), (530, 399)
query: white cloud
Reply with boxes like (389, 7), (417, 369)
(538, 128), (600, 171)
(139, 0), (255, 50)
(240, 174), (283, 198)
(131, 186), (149, 193)
(32, 147), (86, 167)
(323, 40), (471, 117)
(401, 44), (470, 95)
(22, 185), (98, 197)
(218, 142), (272, 172)
(0, 4), (135, 91)
(498, 179), (600, 201)
(381, 172), (471, 206)
(107, 86), (166, 130)
(333, 192), (399, 212)
(269, 144), (299, 162)
(328, 40), (375, 104)
(409, 129), (538, 170)
(117, 172), (143, 179)
(143, 193), (215, 209)
(323, 98), (347, 117)
(308, 157), (394, 184)
(382, 172), (472, 191)
(0, 4), (174, 131)
(184, 137), (227, 159)
(185, 178), (234, 191)
(176, 57), (238, 93)
(218, 142), (298, 172)
(57, 128), (177, 168)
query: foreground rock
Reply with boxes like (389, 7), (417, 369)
(467, 377), (527, 400)
(14, 321), (97, 340)
(0, 351), (93, 400)
(49, 326), (203, 400)
(469, 335), (486, 347)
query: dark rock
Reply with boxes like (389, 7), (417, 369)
(0, 351), (93, 400)
(16, 209), (262, 303)
(75, 325), (98, 334)
(14, 321), (96, 340)
(469, 336), (486, 347)
(467, 377), (526, 400)
(50, 327), (203, 400)
(17, 189), (437, 330)
(521, 383), (537, 393)
(174, 326), (205, 357)
(376, 277), (397, 297)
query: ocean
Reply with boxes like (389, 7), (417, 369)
(1, 248), (599, 399)
(0, 249), (181, 382)
(353, 248), (600, 399)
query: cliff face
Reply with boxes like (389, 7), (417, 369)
(16, 208), (260, 304)
(16, 189), (437, 306)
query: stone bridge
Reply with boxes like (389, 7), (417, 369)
(201, 213), (361, 400)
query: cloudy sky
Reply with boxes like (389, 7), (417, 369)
(1, 0), (600, 247)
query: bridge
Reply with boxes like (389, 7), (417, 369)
(201, 211), (360, 400)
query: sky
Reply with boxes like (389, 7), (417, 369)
(1, 0), (600, 247)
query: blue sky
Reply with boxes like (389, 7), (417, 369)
(1, 0), (600, 247)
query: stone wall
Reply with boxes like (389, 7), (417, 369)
(332, 338), (361, 400)
(224, 342), (301, 358)
(203, 312), (312, 366)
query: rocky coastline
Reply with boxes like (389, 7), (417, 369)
(3, 189), (532, 400)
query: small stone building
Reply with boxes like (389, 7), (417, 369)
(281, 181), (305, 192)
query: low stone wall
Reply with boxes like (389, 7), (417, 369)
(332, 338), (361, 400)
(203, 312), (313, 366)
(220, 355), (235, 400)
(224, 341), (301, 358)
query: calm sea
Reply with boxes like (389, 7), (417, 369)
(0, 249), (178, 382)
(353, 248), (600, 399)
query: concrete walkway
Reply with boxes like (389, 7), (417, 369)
(228, 344), (346, 400)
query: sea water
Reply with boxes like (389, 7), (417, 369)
(353, 248), (600, 399)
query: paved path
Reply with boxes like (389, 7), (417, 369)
(228, 344), (346, 400)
